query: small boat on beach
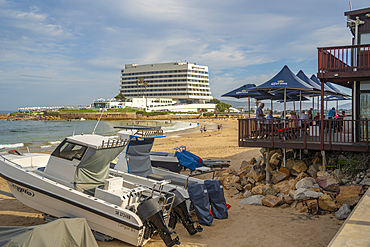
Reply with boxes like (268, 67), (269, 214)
(0, 134), (181, 246)
(109, 127), (229, 227)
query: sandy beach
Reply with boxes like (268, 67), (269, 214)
(0, 118), (342, 247)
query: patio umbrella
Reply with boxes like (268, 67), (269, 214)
(296, 70), (322, 112)
(250, 65), (315, 121)
(221, 84), (259, 118)
(325, 95), (352, 114)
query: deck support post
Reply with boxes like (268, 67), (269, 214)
(283, 148), (286, 167)
(266, 148), (270, 184)
(300, 149), (302, 160)
(321, 150), (326, 171)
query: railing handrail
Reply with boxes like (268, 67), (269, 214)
(238, 118), (370, 152)
(317, 43), (370, 50)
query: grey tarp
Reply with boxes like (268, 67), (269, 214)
(187, 183), (213, 226)
(126, 137), (155, 177)
(74, 145), (125, 195)
(0, 218), (98, 247)
(204, 180), (228, 219)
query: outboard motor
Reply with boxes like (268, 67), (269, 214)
(137, 198), (180, 247)
(168, 189), (203, 235)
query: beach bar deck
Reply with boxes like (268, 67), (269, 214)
(238, 118), (370, 152)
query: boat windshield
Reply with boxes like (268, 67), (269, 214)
(51, 140), (87, 161)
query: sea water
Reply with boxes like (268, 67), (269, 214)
(0, 119), (198, 152)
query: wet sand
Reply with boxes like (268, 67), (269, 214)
(0, 118), (342, 246)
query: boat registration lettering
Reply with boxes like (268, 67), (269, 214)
(115, 210), (131, 220)
(10, 183), (35, 197)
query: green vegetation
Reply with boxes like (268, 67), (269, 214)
(114, 93), (126, 102)
(203, 112), (214, 117)
(216, 102), (232, 112)
(344, 158), (358, 177)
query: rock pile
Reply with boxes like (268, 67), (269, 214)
(216, 148), (368, 220)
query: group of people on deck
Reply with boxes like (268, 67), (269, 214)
(256, 103), (347, 125)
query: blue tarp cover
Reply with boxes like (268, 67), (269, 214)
(175, 150), (203, 171)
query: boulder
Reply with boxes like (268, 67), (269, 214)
(335, 204), (351, 220)
(316, 171), (330, 178)
(275, 179), (297, 195)
(220, 175), (240, 189)
(336, 185), (363, 206)
(249, 157), (257, 166)
(239, 195), (264, 206)
(251, 184), (264, 195)
(272, 172), (289, 184)
(226, 187), (240, 196)
(285, 159), (296, 170)
(263, 184), (278, 196)
(311, 156), (321, 166)
(296, 177), (317, 190)
(360, 178), (370, 186)
(333, 169), (344, 181)
(231, 183), (243, 191)
(316, 176), (339, 192)
(295, 172), (309, 182)
(243, 190), (252, 198)
(243, 184), (252, 191)
(262, 195), (282, 207)
(307, 164), (320, 177)
(306, 199), (319, 214)
(269, 149), (281, 158)
(283, 194), (293, 205)
(318, 194), (336, 211)
(289, 188), (323, 201)
(295, 201), (309, 213)
(279, 167), (291, 176)
(292, 160), (307, 174)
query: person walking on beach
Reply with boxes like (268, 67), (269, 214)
(217, 124), (220, 131)
(200, 126), (203, 134)
(204, 125), (207, 133)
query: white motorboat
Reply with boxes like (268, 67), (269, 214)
(0, 134), (181, 247)
(109, 128), (228, 228)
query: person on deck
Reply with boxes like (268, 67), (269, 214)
(266, 110), (274, 124)
(328, 107), (336, 119)
(256, 103), (265, 119)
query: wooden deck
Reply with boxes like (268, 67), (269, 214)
(238, 118), (370, 152)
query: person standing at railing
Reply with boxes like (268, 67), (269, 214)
(256, 103), (265, 119)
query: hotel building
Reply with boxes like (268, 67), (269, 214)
(119, 62), (213, 103)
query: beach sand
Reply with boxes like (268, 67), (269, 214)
(0, 119), (342, 246)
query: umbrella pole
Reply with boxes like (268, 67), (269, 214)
(284, 88), (286, 128)
(248, 96), (251, 119)
(293, 101), (295, 111)
(300, 91), (302, 113)
(271, 97), (273, 112)
(337, 100), (339, 114)
(312, 93), (314, 113)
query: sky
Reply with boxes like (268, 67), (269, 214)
(0, 0), (368, 112)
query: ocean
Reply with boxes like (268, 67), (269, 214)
(0, 119), (198, 152)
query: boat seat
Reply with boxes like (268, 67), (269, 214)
(147, 173), (197, 187)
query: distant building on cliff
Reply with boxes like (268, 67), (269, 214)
(119, 61), (213, 103)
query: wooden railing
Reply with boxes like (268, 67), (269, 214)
(238, 118), (370, 152)
(318, 44), (370, 74)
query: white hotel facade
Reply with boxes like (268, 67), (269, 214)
(120, 62), (213, 103)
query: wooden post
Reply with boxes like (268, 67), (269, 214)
(266, 148), (270, 184)
(320, 79), (325, 150)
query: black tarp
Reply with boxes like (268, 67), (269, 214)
(187, 183), (213, 226)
